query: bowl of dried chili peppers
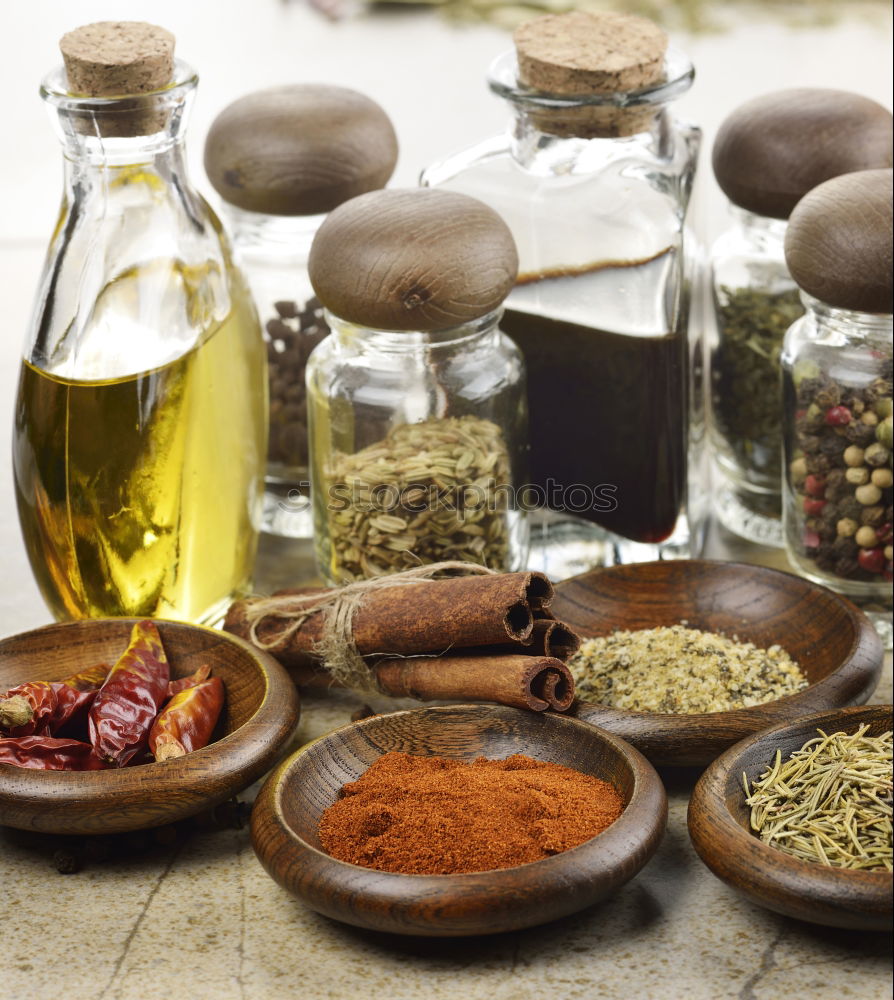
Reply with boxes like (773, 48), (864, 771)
(0, 618), (300, 834)
(688, 704), (892, 931)
(250, 703), (667, 936)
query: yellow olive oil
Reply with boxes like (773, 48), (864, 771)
(13, 291), (267, 624)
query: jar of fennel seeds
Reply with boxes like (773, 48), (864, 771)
(782, 169), (893, 645)
(305, 189), (528, 584)
(710, 90), (893, 546)
(204, 85), (398, 537)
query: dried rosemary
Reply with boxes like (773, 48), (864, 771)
(567, 625), (806, 713)
(324, 415), (512, 581)
(744, 724), (893, 871)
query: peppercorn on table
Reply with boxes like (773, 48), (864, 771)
(0, 3), (891, 999)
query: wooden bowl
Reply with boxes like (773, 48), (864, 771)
(251, 704), (666, 936)
(553, 560), (883, 766)
(688, 705), (892, 930)
(0, 619), (301, 835)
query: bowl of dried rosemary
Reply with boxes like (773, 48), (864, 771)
(687, 704), (892, 930)
(552, 560), (884, 766)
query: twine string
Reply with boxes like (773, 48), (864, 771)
(244, 561), (497, 694)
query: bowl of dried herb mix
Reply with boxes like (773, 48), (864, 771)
(552, 560), (883, 766)
(688, 704), (892, 930)
(250, 703), (667, 936)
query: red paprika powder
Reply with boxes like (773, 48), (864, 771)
(318, 752), (624, 875)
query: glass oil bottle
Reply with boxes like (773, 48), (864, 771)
(13, 22), (267, 624)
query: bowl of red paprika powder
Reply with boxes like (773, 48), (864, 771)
(0, 618), (300, 835)
(250, 703), (667, 936)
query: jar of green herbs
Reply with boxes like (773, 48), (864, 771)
(709, 90), (892, 545)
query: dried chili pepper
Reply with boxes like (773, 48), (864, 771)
(0, 662), (109, 737)
(166, 664), (211, 700)
(149, 676), (225, 761)
(0, 735), (108, 770)
(89, 621), (170, 766)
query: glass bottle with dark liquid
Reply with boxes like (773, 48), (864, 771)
(422, 12), (702, 575)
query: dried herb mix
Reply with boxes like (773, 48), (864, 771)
(712, 285), (804, 503)
(568, 625), (806, 713)
(318, 751), (624, 874)
(744, 724), (893, 871)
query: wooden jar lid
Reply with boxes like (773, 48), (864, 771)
(785, 168), (893, 314)
(204, 85), (398, 216)
(60, 21), (174, 96)
(308, 189), (519, 332)
(513, 11), (668, 138)
(713, 89), (893, 220)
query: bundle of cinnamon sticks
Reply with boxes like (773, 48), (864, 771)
(224, 571), (580, 713)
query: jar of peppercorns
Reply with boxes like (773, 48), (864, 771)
(710, 90), (892, 547)
(781, 168), (893, 645)
(204, 85), (398, 536)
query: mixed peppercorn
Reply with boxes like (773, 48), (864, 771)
(788, 365), (893, 582)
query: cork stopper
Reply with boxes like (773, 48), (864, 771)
(513, 11), (668, 138)
(59, 21), (175, 137)
(713, 89), (893, 220)
(308, 189), (519, 332)
(204, 85), (398, 217)
(785, 169), (893, 314)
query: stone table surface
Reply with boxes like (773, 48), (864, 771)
(0, 3), (891, 999)
(1, 529), (891, 1000)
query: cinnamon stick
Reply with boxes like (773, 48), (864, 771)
(223, 572), (554, 670)
(489, 619), (581, 660)
(286, 652), (576, 713)
(373, 654), (574, 713)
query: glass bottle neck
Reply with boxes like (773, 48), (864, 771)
(222, 205), (325, 254)
(802, 294), (893, 346)
(487, 44), (694, 168)
(41, 60), (197, 168)
(507, 106), (671, 172)
(728, 205), (788, 251)
(327, 308), (504, 354)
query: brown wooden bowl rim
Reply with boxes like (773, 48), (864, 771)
(688, 704), (893, 892)
(560, 559), (883, 723)
(258, 703), (668, 883)
(0, 617), (299, 791)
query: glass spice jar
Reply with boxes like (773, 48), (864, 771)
(710, 90), (893, 546)
(421, 11), (702, 578)
(204, 85), (398, 537)
(781, 169), (893, 645)
(12, 22), (267, 625)
(305, 189), (528, 585)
